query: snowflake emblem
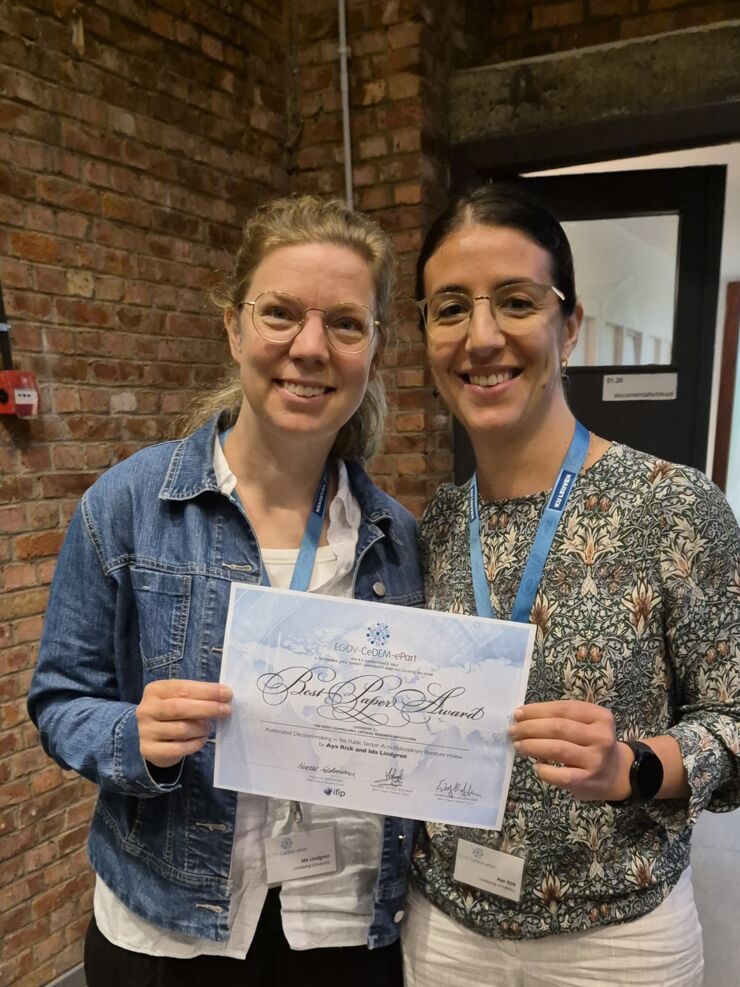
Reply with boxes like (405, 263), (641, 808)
(366, 622), (390, 646)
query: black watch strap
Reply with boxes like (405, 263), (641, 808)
(609, 740), (664, 805)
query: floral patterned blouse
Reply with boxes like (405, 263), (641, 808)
(412, 443), (740, 939)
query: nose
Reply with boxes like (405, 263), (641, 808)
(464, 296), (505, 355)
(288, 309), (330, 362)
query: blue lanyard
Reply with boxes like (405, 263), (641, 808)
(219, 429), (329, 593)
(469, 421), (590, 623)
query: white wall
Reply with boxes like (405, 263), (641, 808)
(531, 145), (740, 987)
(564, 216), (678, 366)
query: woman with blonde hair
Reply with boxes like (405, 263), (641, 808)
(29, 195), (422, 986)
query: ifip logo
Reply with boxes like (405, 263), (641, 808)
(366, 622), (390, 647)
(280, 837), (294, 853)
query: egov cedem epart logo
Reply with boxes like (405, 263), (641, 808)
(366, 622), (390, 647)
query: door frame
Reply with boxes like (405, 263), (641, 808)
(713, 282), (740, 491)
(449, 102), (740, 189)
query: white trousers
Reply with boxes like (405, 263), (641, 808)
(402, 868), (703, 987)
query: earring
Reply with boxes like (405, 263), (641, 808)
(560, 358), (568, 381)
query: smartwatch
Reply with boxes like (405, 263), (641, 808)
(619, 740), (664, 803)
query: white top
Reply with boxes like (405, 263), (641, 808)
(94, 442), (384, 956)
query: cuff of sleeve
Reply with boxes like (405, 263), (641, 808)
(638, 721), (733, 830)
(113, 705), (185, 796)
(669, 718), (740, 817)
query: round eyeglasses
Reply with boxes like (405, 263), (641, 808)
(415, 282), (566, 338)
(239, 290), (379, 354)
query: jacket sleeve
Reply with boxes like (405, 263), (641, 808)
(659, 471), (740, 823)
(27, 496), (182, 798)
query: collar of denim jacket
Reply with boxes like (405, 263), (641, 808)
(157, 414), (397, 535)
(158, 415), (223, 502)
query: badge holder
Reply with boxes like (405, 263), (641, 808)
(453, 832), (529, 903)
(264, 802), (338, 886)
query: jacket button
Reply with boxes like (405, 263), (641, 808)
(393, 910), (405, 923)
(373, 581), (386, 597)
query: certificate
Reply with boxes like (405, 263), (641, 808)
(214, 584), (534, 829)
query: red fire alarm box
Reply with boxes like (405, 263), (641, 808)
(0, 368), (40, 418)
(0, 287), (40, 418)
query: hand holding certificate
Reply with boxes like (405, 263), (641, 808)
(215, 585), (534, 829)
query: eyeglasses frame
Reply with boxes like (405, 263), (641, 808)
(238, 290), (380, 354)
(414, 281), (566, 335)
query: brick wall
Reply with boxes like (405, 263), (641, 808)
(0, 1), (288, 983)
(292, 0), (473, 514)
(485, 0), (740, 63)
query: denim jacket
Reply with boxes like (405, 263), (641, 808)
(28, 417), (424, 946)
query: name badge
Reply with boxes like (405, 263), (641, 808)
(264, 825), (337, 885)
(453, 838), (524, 902)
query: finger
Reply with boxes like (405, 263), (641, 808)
(532, 762), (602, 799)
(514, 738), (593, 768)
(143, 736), (210, 768)
(145, 679), (233, 703)
(513, 700), (608, 724)
(144, 697), (232, 722)
(143, 719), (212, 743)
(509, 717), (599, 746)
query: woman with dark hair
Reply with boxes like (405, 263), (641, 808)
(403, 184), (740, 986)
(28, 195), (422, 987)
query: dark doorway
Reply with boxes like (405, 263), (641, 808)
(452, 167), (726, 482)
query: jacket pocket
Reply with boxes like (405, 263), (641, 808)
(130, 568), (192, 669)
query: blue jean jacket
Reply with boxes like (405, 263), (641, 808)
(28, 417), (424, 946)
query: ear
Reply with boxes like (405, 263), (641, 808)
(368, 332), (386, 382)
(225, 306), (242, 362)
(560, 300), (583, 363)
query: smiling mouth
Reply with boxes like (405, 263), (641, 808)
(278, 380), (333, 397)
(464, 370), (520, 387)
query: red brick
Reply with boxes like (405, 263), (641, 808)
(51, 386), (81, 413)
(23, 203), (56, 233)
(619, 11), (678, 36)
(9, 746), (49, 779)
(36, 176), (99, 214)
(388, 21), (423, 48)
(201, 33), (224, 60)
(4, 913), (50, 956)
(590, 0), (639, 13)
(0, 779), (32, 808)
(531, 1), (584, 30)
(3, 563), (37, 591)
(1, 642), (35, 674)
(39, 472), (97, 498)
(0, 475), (35, 503)
(14, 531), (64, 560)
(148, 8), (175, 39)
(0, 698), (28, 732)
(8, 230), (62, 264)
(387, 71), (421, 99)
(395, 411), (425, 432)
(0, 946), (34, 983)
(33, 928), (67, 966)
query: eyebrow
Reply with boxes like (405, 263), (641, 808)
(430, 278), (538, 295)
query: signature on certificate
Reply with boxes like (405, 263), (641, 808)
(373, 766), (405, 786)
(436, 779), (482, 801)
